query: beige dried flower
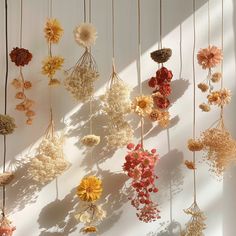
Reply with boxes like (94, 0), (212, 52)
(197, 83), (209, 92)
(187, 139), (203, 152)
(74, 23), (97, 48)
(199, 103), (211, 112)
(0, 172), (14, 186)
(207, 88), (231, 106)
(149, 109), (160, 122)
(81, 135), (100, 147)
(158, 111), (170, 128)
(131, 95), (153, 117)
(0, 114), (16, 135)
(211, 72), (222, 83)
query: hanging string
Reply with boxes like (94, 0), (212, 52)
(159, 0), (163, 50)
(83, 0), (86, 23)
(137, 0), (144, 146)
(112, 0), (115, 72)
(220, 0), (224, 119)
(208, 0), (211, 46)
(2, 0), (9, 217)
(20, 0), (23, 48)
(192, 0), (197, 203)
(49, 0), (52, 18)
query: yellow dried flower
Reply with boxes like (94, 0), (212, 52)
(199, 103), (210, 112)
(211, 72), (222, 83)
(187, 139), (203, 152)
(42, 56), (64, 79)
(44, 18), (63, 44)
(197, 83), (209, 92)
(77, 176), (103, 202)
(207, 88), (231, 106)
(81, 226), (97, 234)
(131, 95), (153, 117)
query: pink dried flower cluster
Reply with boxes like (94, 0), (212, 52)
(123, 143), (160, 222)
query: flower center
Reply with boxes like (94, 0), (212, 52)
(86, 187), (93, 193)
(208, 53), (215, 59)
(138, 100), (147, 109)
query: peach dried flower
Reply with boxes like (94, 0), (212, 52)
(15, 92), (25, 99)
(24, 81), (32, 89)
(199, 103), (211, 112)
(16, 103), (26, 111)
(188, 138), (203, 152)
(197, 46), (223, 69)
(211, 72), (222, 83)
(185, 160), (196, 170)
(11, 78), (22, 89)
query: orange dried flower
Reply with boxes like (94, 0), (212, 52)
(197, 83), (209, 92)
(16, 104), (26, 111)
(26, 110), (35, 117)
(199, 103), (211, 112)
(188, 139), (203, 152)
(24, 81), (32, 89)
(185, 160), (196, 170)
(15, 92), (25, 99)
(44, 18), (63, 44)
(197, 46), (223, 69)
(11, 78), (22, 89)
(26, 118), (33, 125)
(211, 72), (222, 83)
(24, 99), (34, 109)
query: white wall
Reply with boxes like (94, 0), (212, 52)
(0, 0), (236, 235)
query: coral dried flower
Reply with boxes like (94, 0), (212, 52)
(44, 18), (63, 44)
(77, 176), (103, 202)
(9, 47), (32, 67)
(197, 46), (223, 69)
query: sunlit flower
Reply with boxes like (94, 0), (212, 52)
(197, 46), (223, 69)
(74, 23), (97, 48)
(207, 88), (231, 106)
(77, 176), (103, 202)
(131, 95), (153, 117)
(44, 18), (63, 44)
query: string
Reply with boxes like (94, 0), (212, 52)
(2, 0), (9, 217)
(20, 0), (23, 48)
(89, 0), (91, 23)
(84, 0), (86, 23)
(137, 0), (144, 146)
(112, 0), (115, 67)
(160, 0), (163, 49)
(192, 0), (197, 203)
(208, 0), (211, 46)
(220, 0), (224, 119)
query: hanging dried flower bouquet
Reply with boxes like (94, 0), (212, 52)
(42, 18), (64, 86)
(64, 23), (99, 102)
(123, 143), (160, 222)
(28, 116), (69, 183)
(75, 176), (106, 234)
(148, 48), (173, 128)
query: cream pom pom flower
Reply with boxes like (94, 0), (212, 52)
(74, 23), (97, 48)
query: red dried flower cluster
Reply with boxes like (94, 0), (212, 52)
(9, 47), (32, 67)
(123, 143), (160, 222)
(148, 67), (173, 109)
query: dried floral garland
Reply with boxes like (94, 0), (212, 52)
(100, 70), (133, 149)
(197, 46), (223, 112)
(0, 216), (16, 236)
(148, 65), (173, 127)
(75, 176), (106, 234)
(42, 18), (64, 86)
(123, 143), (160, 222)
(182, 202), (206, 236)
(28, 119), (69, 183)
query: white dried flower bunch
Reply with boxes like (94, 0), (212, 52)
(100, 77), (133, 149)
(74, 23), (97, 48)
(81, 134), (100, 147)
(28, 135), (69, 183)
(64, 49), (99, 102)
(75, 203), (106, 225)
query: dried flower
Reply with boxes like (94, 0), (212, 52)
(11, 78), (22, 89)
(44, 18), (63, 44)
(197, 46), (223, 69)
(201, 125), (236, 176)
(81, 226), (97, 234)
(24, 81), (32, 89)
(211, 72), (222, 83)
(15, 92), (25, 99)
(207, 88), (231, 106)
(81, 135), (100, 147)
(74, 23), (97, 48)
(197, 83), (209, 92)
(0, 216), (16, 236)
(0, 115), (16, 135)
(149, 109), (160, 121)
(150, 48), (172, 63)
(28, 134), (69, 183)
(77, 176), (103, 202)
(199, 103), (211, 112)
(0, 172), (14, 186)
(187, 139), (203, 152)
(9, 47), (32, 67)
(155, 67), (173, 85)
(184, 160), (196, 170)
(131, 95), (153, 117)
(153, 96), (170, 109)
(183, 203), (206, 236)
(123, 143), (160, 222)
(42, 56), (64, 84)
(158, 111), (170, 128)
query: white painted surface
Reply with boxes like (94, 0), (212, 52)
(0, 0), (235, 235)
